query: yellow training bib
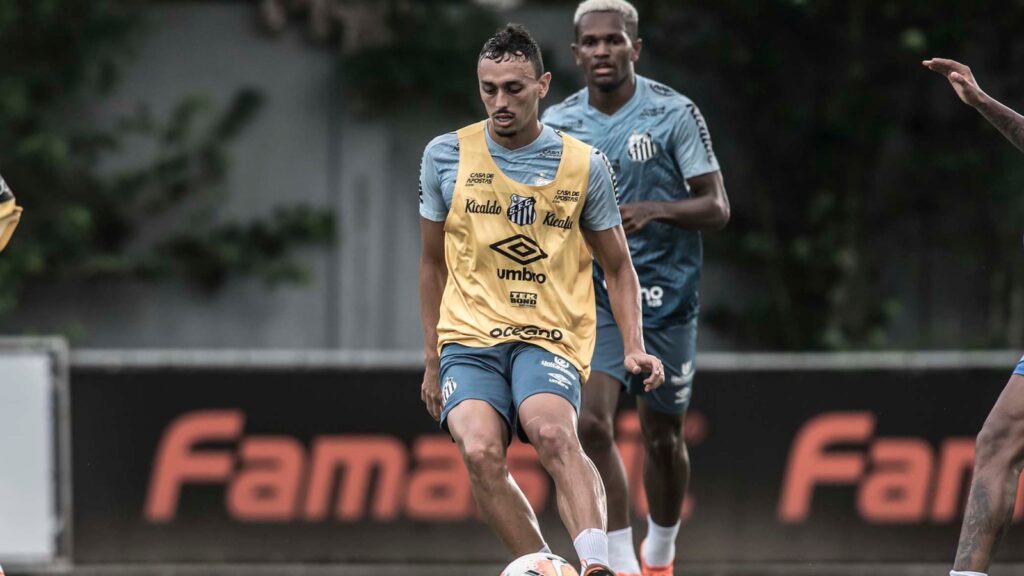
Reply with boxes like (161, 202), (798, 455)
(437, 121), (596, 380)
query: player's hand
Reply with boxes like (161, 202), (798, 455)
(922, 58), (986, 108)
(620, 202), (657, 235)
(420, 360), (442, 421)
(624, 351), (664, 391)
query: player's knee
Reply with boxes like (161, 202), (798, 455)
(578, 412), (615, 453)
(460, 439), (507, 481)
(975, 409), (1024, 470)
(644, 427), (685, 466)
(532, 423), (579, 463)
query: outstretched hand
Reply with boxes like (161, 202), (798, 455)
(624, 351), (665, 391)
(923, 58), (986, 107)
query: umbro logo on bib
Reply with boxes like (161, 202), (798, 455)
(627, 131), (658, 163)
(507, 194), (537, 225)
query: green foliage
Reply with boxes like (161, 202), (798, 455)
(0, 1), (334, 318)
(628, 0), (1024, 349)
(340, 1), (501, 117)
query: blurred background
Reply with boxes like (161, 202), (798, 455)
(2, 0), (1024, 575)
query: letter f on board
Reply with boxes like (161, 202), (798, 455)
(145, 410), (244, 522)
(778, 412), (874, 522)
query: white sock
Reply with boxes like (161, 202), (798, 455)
(539, 544), (552, 554)
(641, 515), (680, 567)
(608, 526), (641, 573)
(574, 528), (610, 568)
(950, 571), (987, 576)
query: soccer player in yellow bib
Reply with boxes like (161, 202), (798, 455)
(419, 24), (663, 576)
(0, 175), (22, 253)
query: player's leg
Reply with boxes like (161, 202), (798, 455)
(447, 401), (545, 555)
(511, 345), (612, 573)
(635, 401), (688, 573)
(440, 344), (547, 556)
(630, 318), (697, 575)
(951, 371), (1024, 575)
(578, 311), (640, 574)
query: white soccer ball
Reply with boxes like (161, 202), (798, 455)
(500, 552), (579, 576)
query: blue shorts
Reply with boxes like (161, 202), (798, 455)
(1013, 355), (1024, 376)
(438, 342), (582, 443)
(591, 304), (697, 414)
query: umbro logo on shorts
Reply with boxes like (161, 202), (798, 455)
(671, 360), (695, 386)
(547, 372), (573, 390)
(674, 387), (692, 404)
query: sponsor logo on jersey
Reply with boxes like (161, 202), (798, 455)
(627, 131), (658, 163)
(497, 267), (547, 284)
(650, 82), (675, 97)
(509, 291), (538, 308)
(539, 148), (563, 159)
(464, 198), (501, 215)
(465, 172), (494, 187)
(686, 103), (716, 164)
(532, 174), (553, 186)
(489, 325), (564, 342)
(507, 194), (538, 225)
(490, 234), (547, 265)
(640, 105), (667, 118)
(595, 149), (621, 202)
(543, 212), (573, 230)
(554, 189), (580, 204)
(641, 285), (664, 308)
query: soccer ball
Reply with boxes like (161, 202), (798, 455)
(501, 552), (579, 576)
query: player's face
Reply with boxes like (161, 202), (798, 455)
(478, 56), (551, 139)
(572, 11), (641, 92)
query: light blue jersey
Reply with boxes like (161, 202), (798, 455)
(419, 124), (622, 231)
(542, 75), (720, 327)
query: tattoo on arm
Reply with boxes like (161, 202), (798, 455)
(978, 97), (1024, 154)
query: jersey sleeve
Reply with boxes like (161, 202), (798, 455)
(540, 105), (563, 130)
(672, 101), (721, 179)
(581, 149), (622, 231)
(418, 135), (451, 222)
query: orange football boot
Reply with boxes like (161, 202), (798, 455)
(582, 563), (616, 576)
(639, 539), (674, 576)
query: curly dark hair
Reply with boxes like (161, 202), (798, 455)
(478, 23), (544, 78)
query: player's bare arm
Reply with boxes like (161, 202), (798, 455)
(418, 217), (447, 420)
(618, 170), (730, 235)
(924, 57), (1024, 154)
(584, 224), (664, 391)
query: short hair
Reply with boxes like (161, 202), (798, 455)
(479, 23), (545, 78)
(573, 0), (639, 39)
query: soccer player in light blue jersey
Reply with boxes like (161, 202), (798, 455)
(542, 2), (730, 574)
(924, 57), (1024, 576)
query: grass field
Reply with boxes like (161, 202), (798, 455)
(14, 563), (1024, 576)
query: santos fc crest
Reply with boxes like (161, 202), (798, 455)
(627, 131), (658, 163)
(507, 194), (537, 225)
